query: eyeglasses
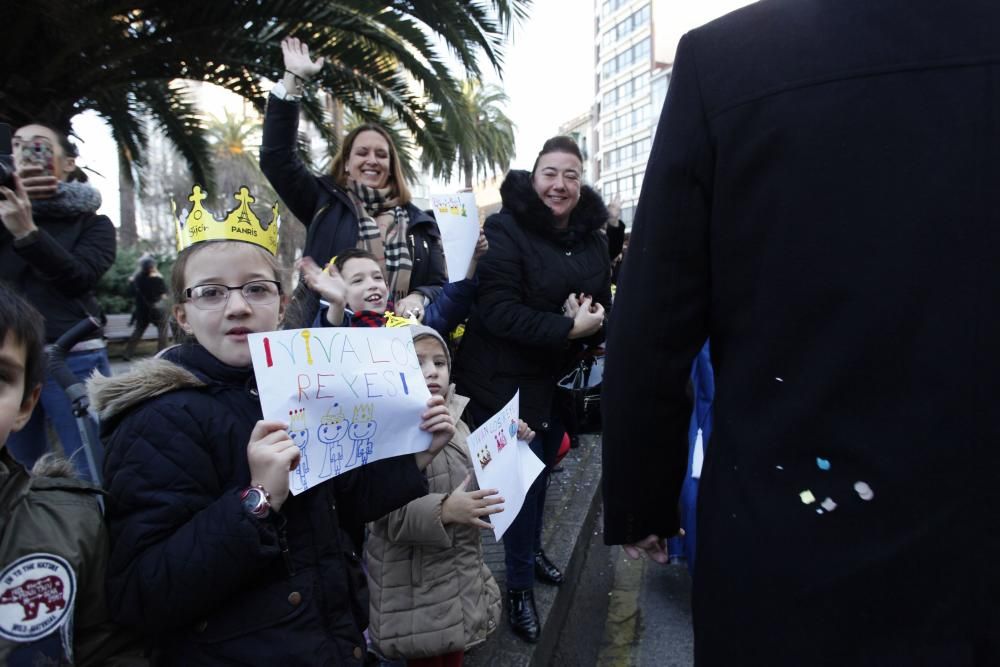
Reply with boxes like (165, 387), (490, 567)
(184, 280), (282, 310)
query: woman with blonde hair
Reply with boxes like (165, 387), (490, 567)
(261, 37), (447, 326)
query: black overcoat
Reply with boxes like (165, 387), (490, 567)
(602, 1), (1000, 664)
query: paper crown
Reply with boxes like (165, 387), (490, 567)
(321, 403), (346, 425)
(384, 311), (420, 328)
(172, 184), (280, 255)
(288, 407), (308, 431)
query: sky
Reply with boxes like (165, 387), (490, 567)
(494, 0), (755, 169)
(74, 0), (754, 224)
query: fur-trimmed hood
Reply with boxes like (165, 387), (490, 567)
(498, 169), (609, 248)
(88, 357), (205, 425)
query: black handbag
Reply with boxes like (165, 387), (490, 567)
(554, 348), (605, 434)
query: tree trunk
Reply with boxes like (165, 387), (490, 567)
(326, 93), (344, 155)
(277, 210), (306, 272)
(463, 157), (473, 190)
(118, 146), (139, 248)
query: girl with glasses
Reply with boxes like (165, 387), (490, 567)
(91, 238), (455, 664)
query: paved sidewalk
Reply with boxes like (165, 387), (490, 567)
(465, 433), (603, 667)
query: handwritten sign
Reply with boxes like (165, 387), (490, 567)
(430, 192), (480, 282)
(468, 391), (545, 539)
(249, 328), (431, 494)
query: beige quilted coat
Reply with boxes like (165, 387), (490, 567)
(365, 389), (501, 660)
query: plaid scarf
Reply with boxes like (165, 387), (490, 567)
(348, 310), (387, 328)
(347, 180), (413, 304)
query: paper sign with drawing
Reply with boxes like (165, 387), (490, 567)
(248, 327), (432, 494)
(430, 192), (479, 282)
(468, 391), (545, 539)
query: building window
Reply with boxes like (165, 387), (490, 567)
(603, 71), (650, 112)
(601, 0), (632, 18)
(602, 38), (650, 80)
(604, 104), (652, 141)
(602, 136), (652, 172)
(601, 4), (651, 49)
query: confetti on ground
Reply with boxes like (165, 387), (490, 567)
(816, 457), (831, 471)
(775, 465), (784, 470)
(854, 481), (874, 501)
(775, 377), (784, 382)
(821, 497), (837, 512)
(799, 490), (816, 504)
(816, 508), (824, 514)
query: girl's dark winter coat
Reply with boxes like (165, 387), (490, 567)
(455, 170), (612, 434)
(91, 344), (428, 665)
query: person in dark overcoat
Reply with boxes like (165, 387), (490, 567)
(602, 1), (1000, 664)
(455, 136), (610, 642)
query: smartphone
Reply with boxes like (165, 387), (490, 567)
(19, 138), (54, 176)
(0, 123), (14, 190)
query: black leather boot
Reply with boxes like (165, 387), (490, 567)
(534, 550), (564, 585)
(507, 587), (540, 643)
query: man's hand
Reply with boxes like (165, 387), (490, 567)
(623, 534), (670, 564)
(395, 293), (425, 322)
(0, 175), (38, 239)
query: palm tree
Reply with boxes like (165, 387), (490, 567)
(1, 1), (531, 242)
(444, 81), (517, 190)
(203, 110), (307, 268)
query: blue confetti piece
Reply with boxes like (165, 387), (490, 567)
(816, 457), (831, 471)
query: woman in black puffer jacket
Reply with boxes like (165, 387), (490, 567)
(455, 136), (611, 643)
(260, 38), (447, 328)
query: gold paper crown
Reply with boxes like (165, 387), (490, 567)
(321, 403), (346, 425)
(172, 184), (280, 255)
(353, 403), (375, 422)
(383, 311), (420, 328)
(288, 407), (308, 431)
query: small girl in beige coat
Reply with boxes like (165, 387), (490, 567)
(365, 325), (533, 666)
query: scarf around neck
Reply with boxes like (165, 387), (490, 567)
(30, 181), (102, 219)
(347, 180), (413, 303)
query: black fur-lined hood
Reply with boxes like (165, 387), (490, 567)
(498, 170), (609, 248)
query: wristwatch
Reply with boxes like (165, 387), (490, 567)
(270, 80), (301, 102)
(240, 484), (272, 519)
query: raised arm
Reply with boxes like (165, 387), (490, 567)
(259, 37), (327, 225)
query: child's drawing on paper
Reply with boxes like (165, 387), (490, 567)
(288, 407), (311, 491)
(348, 403), (378, 467)
(495, 429), (507, 452)
(478, 446), (493, 468)
(249, 327), (434, 495)
(318, 403), (349, 479)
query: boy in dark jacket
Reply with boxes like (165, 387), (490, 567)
(0, 283), (144, 665)
(301, 238), (487, 336)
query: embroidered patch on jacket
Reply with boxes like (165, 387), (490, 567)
(0, 553), (76, 646)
